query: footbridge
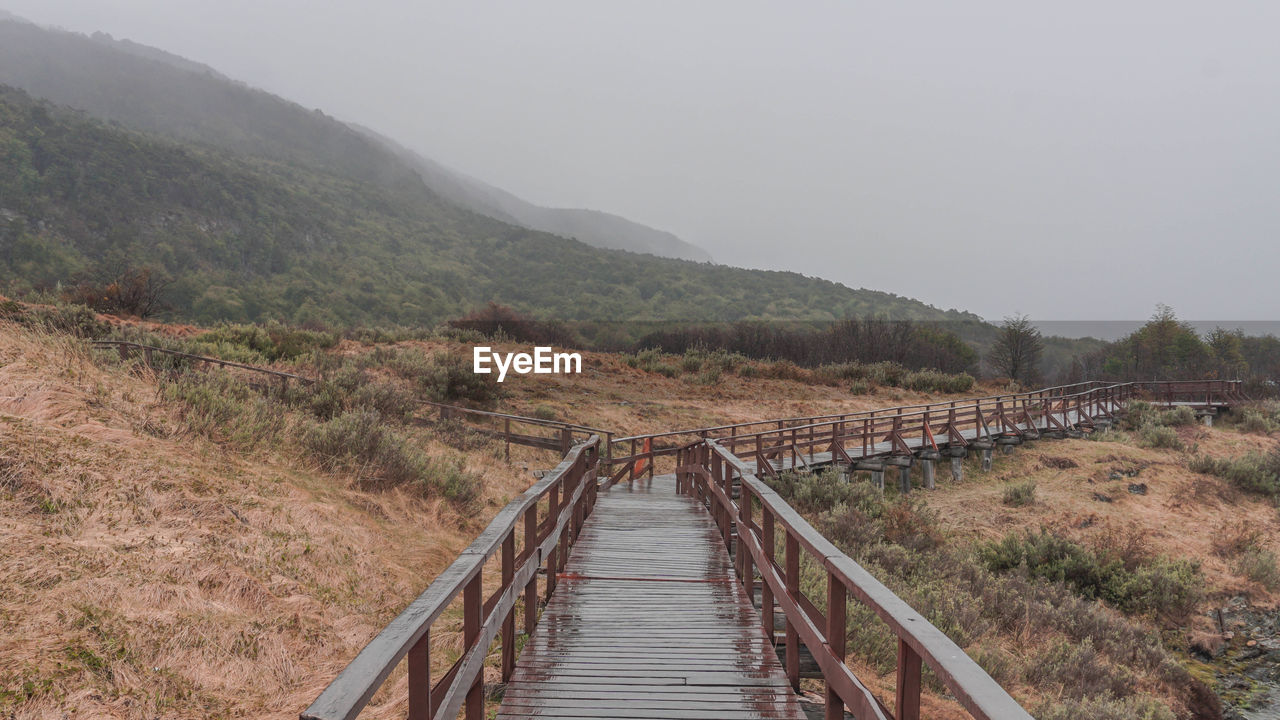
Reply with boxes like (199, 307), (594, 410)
(301, 379), (1242, 720)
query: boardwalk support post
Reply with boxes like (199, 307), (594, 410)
(949, 447), (966, 483)
(885, 456), (912, 494)
(917, 451), (939, 490)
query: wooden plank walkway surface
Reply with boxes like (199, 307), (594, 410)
(498, 474), (806, 720)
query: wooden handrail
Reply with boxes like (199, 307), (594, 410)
(680, 439), (1035, 720)
(420, 400), (611, 435)
(301, 437), (600, 720)
(613, 380), (1113, 444)
(92, 340), (316, 383)
(611, 380), (1241, 483)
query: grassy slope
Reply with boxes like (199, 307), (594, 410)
(0, 323), (538, 718)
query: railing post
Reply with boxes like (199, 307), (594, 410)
(501, 530), (516, 682)
(785, 532), (800, 690)
(407, 630), (432, 720)
(762, 509), (775, 643)
(546, 481), (560, 601)
(825, 571), (846, 720)
(504, 418), (511, 462)
(523, 508), (538, 637)
(896, 639), (922, 720)
(740, 481), (754, 601)
(463, 574), (483, 720)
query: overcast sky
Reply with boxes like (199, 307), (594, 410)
(5, 1), (1278, 321)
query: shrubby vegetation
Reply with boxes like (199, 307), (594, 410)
(763, 469), (1214, 717)
(620, 345), (975, 393)
(1188, 450), (1280, 498)
(977, 530), (1202, 621)
(1119, 401), (1194, 451)
(632, 317), (979, 373)
(70, 319), (493, 509)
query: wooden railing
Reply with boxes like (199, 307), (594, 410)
(91, 340), (314, 385)
(301, 437), (600, 720)
(614, 380), (1244, 481)
(421, 401), (612, 461)
(1133, 379), (1248, 407)
(676, 439), (1034, 720)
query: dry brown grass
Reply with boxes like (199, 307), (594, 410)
(928, 431), (1280, 613)
(354, 337), (992, 437)
(0, 323), (532, 718)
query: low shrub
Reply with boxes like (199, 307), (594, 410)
(302, 410), (480, 508)
(1137, 423), (1182, 450)
(902, 369), (975, 394)
(1211, 522), (1265, 558)
(768, 469), (863, 515)
(417, 352), (503, 407)
(1188, 451), (1280, 498)
(694, 367), (722, 385)
(163, 373), (287, 449)
(23, 304), (112, 339)
(1001, 480), (1037, 507)
(1024, 638), (1131, 700)
(760, 359), (808, 382)
(1235, 408), (1279, 435)
(1034, 693), (1176, 720)
(531, 405), (558, 421)
(978, 529), (1201, 621)
(1236, 548), (1280, 590)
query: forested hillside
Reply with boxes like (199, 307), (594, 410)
(0, 18), (708, 262)
(0, 86), (974, 330)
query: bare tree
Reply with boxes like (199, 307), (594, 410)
(989, 314), (1043, 384)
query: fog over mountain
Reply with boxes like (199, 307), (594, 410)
(3, 1), (1279, 322)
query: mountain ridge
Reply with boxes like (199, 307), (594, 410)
(0, 17), (709, 262)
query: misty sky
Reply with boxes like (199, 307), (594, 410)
(5, 1), (1279, 321)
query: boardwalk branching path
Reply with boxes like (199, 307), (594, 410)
(500, 475), (807, 720)
(301, 380), (1243, 720)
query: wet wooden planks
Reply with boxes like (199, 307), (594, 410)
(498, 474), (806, 720)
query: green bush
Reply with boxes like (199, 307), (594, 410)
(1158, 406), (1196, 427)
(1002, 480), (1037, 507)
(653, 362), (680, 378)
(417, 352), (503, 407)
(163, 373), (287, 449)
(1188, 451), (1280, 497)
(1024, 638), (1130, 700)
(978, 530), (1201, 620)
(197, 321), (338, 361)
(1137, 423), (1182, 450)
(302, 410), (480, 508)
(24, 303), (112, 338)
(848, 380), (871, 395)
(1236, 548), (1280, 590)
(694, 367), (722, 385)
(902, 369), (976, 394)
(1236, 408), (1279, 435)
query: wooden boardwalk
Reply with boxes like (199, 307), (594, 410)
(761, 401), (1122, 475)
(498, 474), (806, 720)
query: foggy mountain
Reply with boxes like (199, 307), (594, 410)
(0, 17), (708, 262)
